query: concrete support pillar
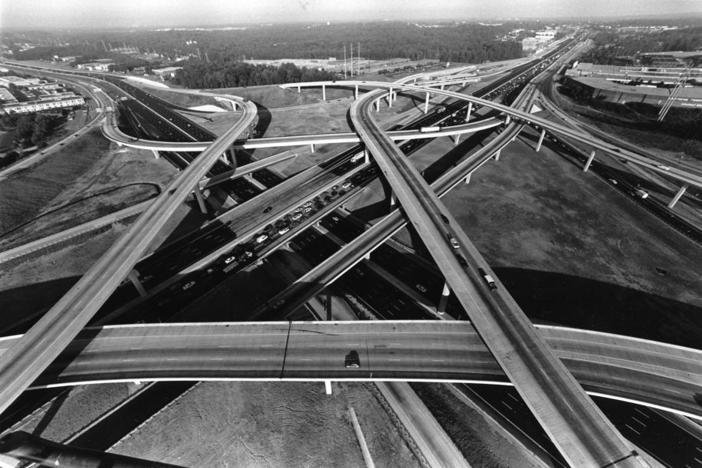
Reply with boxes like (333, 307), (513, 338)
(440, 83), (445, 91)
(465, 102), (473, 122)
(389, 87), (394, 102)
(536, 129), (546, 152)
(464, 173), (471, 184)
(437, 282), (450, 314)
(325, 380), (333, 395)
(297, 85), (301, 93)
(505, 115), (511, 125)
(310, 143), (315, 153)
(389, 191), (397, 209)
(386, 92), (392, 108)
(127, 270), (147, 297)
(364, 252), (371, 261)
(375, 99), (380, 112)
(322, 84), (326, 101)
(494, 150), (501, 161)
(583, 150), (595, 172)
(453, 134), (460, 146)
(193, 186), (208, 215)
(668, 184), (688, 208)
(364, 148), (370, 164)
(151, 149), (159, 159)
(355, 84), (359, 100)
(424, 92), (430, 114)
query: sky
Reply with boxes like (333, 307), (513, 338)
(1, 0), (700, 29)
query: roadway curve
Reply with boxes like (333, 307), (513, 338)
(0, 321), (698, 422)
(0, 93), (258, 416)
(282, 80), (702, 190)
(350, 86), (643, 465)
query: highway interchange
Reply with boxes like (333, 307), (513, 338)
(0, 35), (701, 467)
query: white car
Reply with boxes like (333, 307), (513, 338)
(415, 284), (428, 293)
(255, 234), (269, 243)
(182, 281), (196, 291)
(224, 255), (237, 264)
(278, 227), (290, 235)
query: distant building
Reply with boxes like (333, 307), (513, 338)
(76, 61), (114, 72)
(535, 30), (557, 43)
(0, 74), (85, 114)
(152, 66), (182, 79)
(522, 37), (538, 53)
(0, 87), (17, 103)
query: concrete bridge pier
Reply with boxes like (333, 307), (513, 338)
(494, 149), (501, 161)
(297, 85), (301, 93)
(453, 134), (461, 146)
(668, 184), (688, 208)
(355, 84), (359, 100)
(325, 380), (333, 395)
(424, 92), (430, 114)
(322, 84), (326, 101)
(464, 173), (471, 184)
(437, 282), (450, 314)
(465, 102), (473, 122)
(535, 129), (546, 152)
(364, 148), (370, 164)
(375, 99), (380, 112)
(310, 143), (316, 153)
(151, 149), (159, 159)
(127, 270), (147, 297)
(193, 186), (208, 215)
(583, 150), (595, 172)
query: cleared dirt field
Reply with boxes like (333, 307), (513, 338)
(110, 382), (423, 468)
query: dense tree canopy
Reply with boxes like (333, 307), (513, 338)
(173, 60), (335, 88)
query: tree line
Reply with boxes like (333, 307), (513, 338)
(173, 60), (335, 89)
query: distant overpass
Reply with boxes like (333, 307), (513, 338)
(281, 79), (702, 190)
(0, 321), (698, 422)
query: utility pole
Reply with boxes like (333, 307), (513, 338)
(343, 44), (347, 79)
(358, 42), (361, 75)
(350, 43), (354, 77)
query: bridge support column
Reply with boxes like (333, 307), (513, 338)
(389, 191), (397, 209)
(193, 186), (208, 215)
(668, 184), (688, 208)
(325, 380), (333, 395)
(355, 84), (359, 100)
(364, 148), (370, 164)
(505, 115), (511, 125)
(151, 149), (159, 159)
(437, 282), (450, 314)
(375, 99), (380, 112)
(322, 84), (326, 101)
(465, 102), (472, 122)
(424, 92), (430, 114)
(127, 270), (147, 297)
(440, 83), (445, 91)
(453, 134), (460, 146)
(386, 92), (392, 108)
(583, 150), (595, 172)
(535, 129), (546, 152)
(494, 149), (501, 161)
(310, 143), (315, 153)
(464, 173), (471, 184)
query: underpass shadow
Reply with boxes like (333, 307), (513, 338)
(493, 267), (702, 348)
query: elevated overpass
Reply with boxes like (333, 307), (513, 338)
(0, 93), (258, 416)
(350, 80), (644, 465)
(0, 321), (698, 422)
(281, 80), (702, 190)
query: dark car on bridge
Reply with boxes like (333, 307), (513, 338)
(344, 350), (361, 368)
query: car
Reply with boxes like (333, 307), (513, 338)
(255, 234), (269, 243)
(608, 178), (618, 185)
(456, 255), (468, 267)
(263, 206), (273, 213)
(242, 250), (254, 259)
(634, 189), (649, 199)
(291, 212), (303, 221)
(278, 226), (290, 235)
(344, 350), (361, 368)
(224, 255), (237, 264)
(415, 284), (428, 293)
(440, 214), (450, 224)
(448, 234), (460, 249)
(478, 268), (497, 290)
(303, 206), (312, 213)
(182, 281), (196, 291)
(342, 182), (352, 190)
(657, 165), (671, 171)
